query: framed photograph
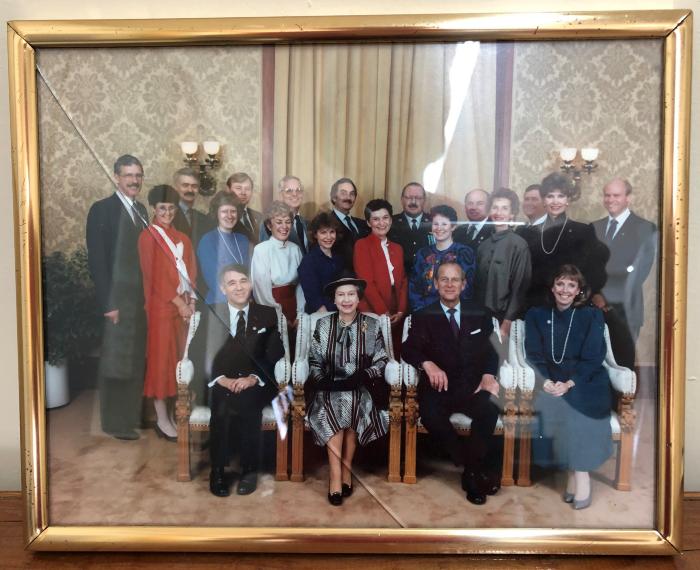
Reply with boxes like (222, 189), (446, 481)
(8, 10), (690, 554)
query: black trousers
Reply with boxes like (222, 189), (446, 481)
(209, 382), (273, 472)
(418, 384), (500, 472)
(98, 374), (143, 435)
(605, 303), (639, 371)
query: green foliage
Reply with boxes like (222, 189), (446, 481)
(42, 247), (101, 365)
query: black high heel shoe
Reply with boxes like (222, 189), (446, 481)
(328, 491), (343, 506)
(341, 483), (353, 498)
(154, 424), (177, 443)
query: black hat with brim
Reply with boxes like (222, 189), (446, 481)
(323, 277), (367, 298)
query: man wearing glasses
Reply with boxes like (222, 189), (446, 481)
(259, 175), (309, 254)
(85, 154), (148, 441)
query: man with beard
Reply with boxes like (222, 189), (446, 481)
(86, 154), (148, 440)
(171, 167), (214, 248)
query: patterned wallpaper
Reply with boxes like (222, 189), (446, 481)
(509, 39), (663, 361)
(37, 46), (262, 253)
(509, 39), (663, 224)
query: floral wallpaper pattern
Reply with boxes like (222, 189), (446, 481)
(37, 46), (262, 254)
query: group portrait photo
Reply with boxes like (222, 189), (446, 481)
(26, 24), (669, 541)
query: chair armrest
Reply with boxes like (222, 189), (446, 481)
(384, 359), (401, 387)
(291, 357), (310, 387)
(400, 360), (420, 388)
(498, 361), (516, 391)
(604, 362), (636, 396)
(274, 357), (291, 386)
(175, 358), (194, 386)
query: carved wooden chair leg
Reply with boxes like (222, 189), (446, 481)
(290, 392), (306, 482)
(501, 397), (517, 486)
(615, 394), (635, 491)
(176, 384), (192, 482)
(516, 392), (533, 487)
(387, 385), (402, 482)
(275, 430), (289, 481)
(403, 386), (418, 484)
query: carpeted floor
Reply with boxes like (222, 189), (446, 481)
(46, 369), (656, 530)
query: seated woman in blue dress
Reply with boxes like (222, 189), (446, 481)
(525, 264), (612, 510)
(306, 277), (389, 506)
(297, 212), (345, 314)
(197, 191), (250, 304)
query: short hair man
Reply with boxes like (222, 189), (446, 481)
(192, 263), (286, 497)
(259, 175), (309, 253)
(454, 188), (495, 249)
(591, 178), (657, 369)
(402, 261), (500, 505)
(226, 172), (263, 245)
(387, 181), (433, 274)
(329, 177), (370, 270)
(521, 184), (546, 226)
(171, 167), (215, 248)
(85, 154), (148, 440)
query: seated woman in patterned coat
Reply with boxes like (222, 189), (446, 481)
(306, 277), (389, 506)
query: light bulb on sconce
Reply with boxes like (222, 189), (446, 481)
(557, 146), (600, 198)
(180, 140), (222, 197)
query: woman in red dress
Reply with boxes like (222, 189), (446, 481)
(353, 198), (407, 356)
(138, 185), (197, 442)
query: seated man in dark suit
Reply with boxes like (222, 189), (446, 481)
(194, 263), (285, 497)
(403, 261), (500, 505)
(388, 181), (433, 275)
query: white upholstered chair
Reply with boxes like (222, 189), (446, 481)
(512, 319), (636, 490)
(400, 316), (518, 485)
(289, 311), (403, 483)
(175, 307), (292, 482)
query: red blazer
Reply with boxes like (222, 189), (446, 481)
(353, 233), (408, 316)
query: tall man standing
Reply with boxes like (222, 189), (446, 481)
(388, 181), (433, 274)
(171, 167), (214, 248)
(454, 188), (495, 250)
(402, 262), (500, 505)
(329, 177), (370, 270)
(592, 178), (657, 369)
(259, 175), (309, 253)
(85, 154), (148, 440)
(226, 172), (263, 245)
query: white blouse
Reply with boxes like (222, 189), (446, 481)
(251, 236), (305, 310)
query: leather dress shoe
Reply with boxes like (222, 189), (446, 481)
(107, 429), (140, 441)
(481, 471), (501, 496)
(328, 491), (343, 506)
(461, 471), (487, 506)
(154, 424), (177, 443)
(237, 471), (258, 495)
(341, 483), (353, 498)
(209, 468), (230, 497)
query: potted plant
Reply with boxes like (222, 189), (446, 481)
(42, 247), (101, 408)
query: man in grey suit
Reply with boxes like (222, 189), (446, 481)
(85, 155), (148, 440)
(259, 175), (309, 253)
(592, 178), (657, 369)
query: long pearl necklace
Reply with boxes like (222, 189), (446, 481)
(217, 227), (244, 264)
(540, 214), (568, 255)
(550, 307), (576, 364)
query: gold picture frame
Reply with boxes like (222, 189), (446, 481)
(8, 10), (691, 554)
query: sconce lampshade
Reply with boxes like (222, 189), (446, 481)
(581, 147), (599, 161)
(203, 141), (220, 155)
(559, 147), (577, 162)
(181, 141), (198, 155)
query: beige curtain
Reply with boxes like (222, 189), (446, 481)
(273, 42), (497, 219)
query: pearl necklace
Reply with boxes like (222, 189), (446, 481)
(217, 228), (244, 265)
(540, 214), (568, 255)
(550, 307), (575, 364)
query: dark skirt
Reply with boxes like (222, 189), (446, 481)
(532, 391), (613, 472)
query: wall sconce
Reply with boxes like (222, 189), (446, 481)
(180, 140), (221, 196)
(559, 147), (599, 197)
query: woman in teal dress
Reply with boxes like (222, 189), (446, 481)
(525, 264), (612, 510)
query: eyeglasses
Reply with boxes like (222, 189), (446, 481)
(282, 187), (303, 195)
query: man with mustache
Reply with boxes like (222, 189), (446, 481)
(388, 181), (433, 274)
(171, 167), (215, 249)
(329, 177), (369, 270)
(85, 154), (148, 440)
